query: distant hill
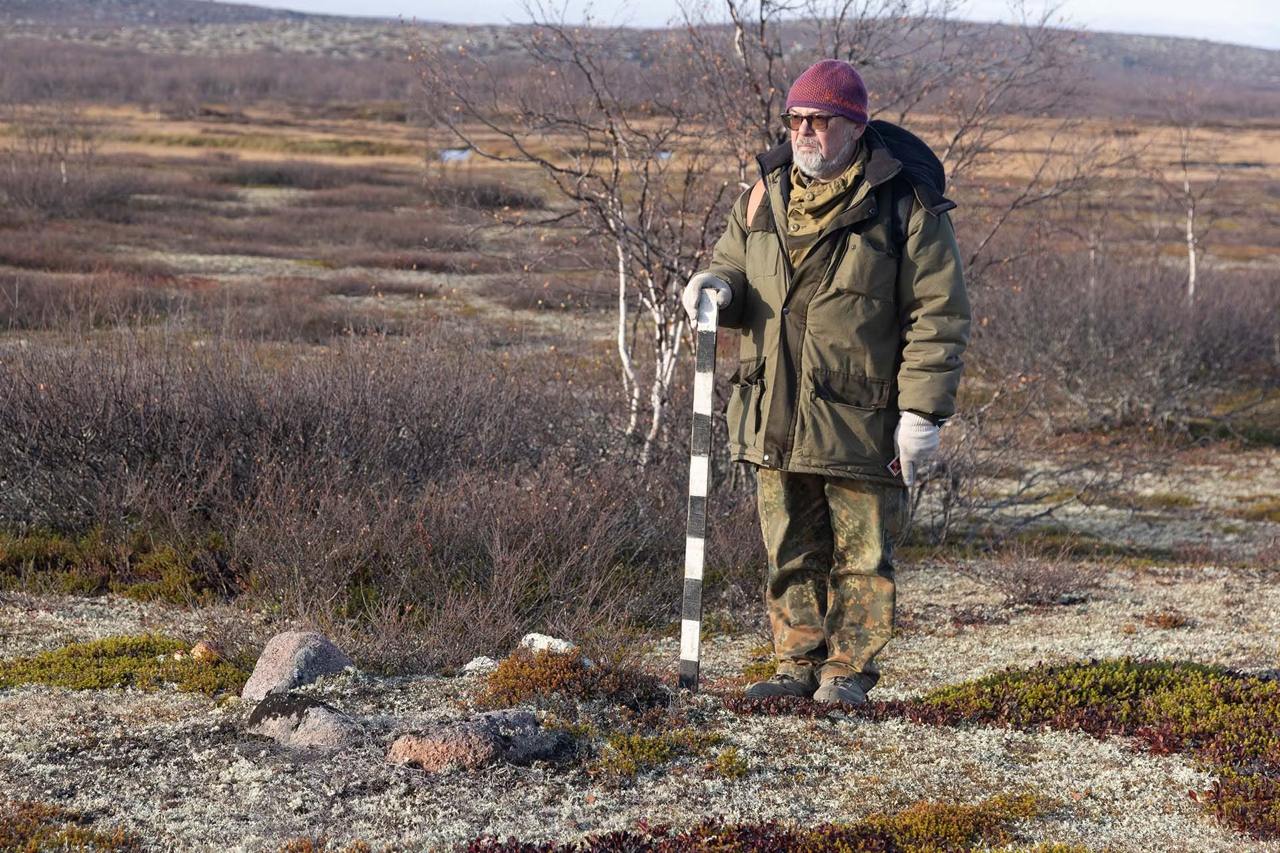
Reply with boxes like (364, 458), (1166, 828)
(2, 0), (1278, 119)
(0, 0), (324, 26)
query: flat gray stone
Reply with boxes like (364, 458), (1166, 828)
(241, 631), (353, 701)
(386, 709), (570, 773)
(245, 693), (360, 750)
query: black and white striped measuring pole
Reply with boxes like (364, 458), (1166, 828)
(679, 279), (719, 692)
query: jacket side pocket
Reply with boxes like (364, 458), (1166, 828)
(727, 357), (767, 450)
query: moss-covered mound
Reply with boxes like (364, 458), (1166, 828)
(0, 799), (143, 851)
(0, 634), (248, 696)
(725, 658), (1280, 839)
(918, 659), (1280, 838)
(465, 793), (1055, 852)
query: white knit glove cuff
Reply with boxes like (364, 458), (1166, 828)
(681, 274), (732, 324)
(894, 411), (940, 486)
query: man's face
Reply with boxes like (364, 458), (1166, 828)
(788, 107), (866, 181)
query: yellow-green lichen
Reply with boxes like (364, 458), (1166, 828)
(594, 728), (724, 777)
(0, 634), (248, 696)
(711, 746), (749, 779)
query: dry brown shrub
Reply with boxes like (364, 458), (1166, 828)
(955, 538), (1107, 608)
(1143, 609), (1193, 630)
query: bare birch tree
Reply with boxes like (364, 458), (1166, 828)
(416, 12), (732, 466)
(0, 101), (100, 217)
(1157, 122), (1222, 304)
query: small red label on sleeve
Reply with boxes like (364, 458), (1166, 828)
(887, 457), (902, 476)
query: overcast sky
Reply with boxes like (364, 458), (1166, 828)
(247, 0), (1280, 50)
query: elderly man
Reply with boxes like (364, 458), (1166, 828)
(683, 59), (970, 704)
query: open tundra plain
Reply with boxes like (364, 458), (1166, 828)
(1, 1), (1279, 850)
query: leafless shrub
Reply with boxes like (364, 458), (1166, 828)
(0, 272), (427, 340)
(422, 176), (546, 211)
(298, 184), (422, 210)
(973, 253), (1278, 431)
(0, 329), (767, 671)
(954, 538), (1107, 608)
(337, 251), (510, 274)
(473, 273), (614, 312)
(0, 39), (418, 107)
(1253, 537), (1280, 571)
(213, 160), (401, 190)
(0, 228), (174, 275)
(0, 271), (188, 331)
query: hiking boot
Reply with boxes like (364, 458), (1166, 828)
(743, 672), (817, 700)
(812, 675), (868, 705)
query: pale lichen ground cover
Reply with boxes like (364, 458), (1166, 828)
(1, 446), (1277, 850)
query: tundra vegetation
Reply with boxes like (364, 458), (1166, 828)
(0, 0), (1277, 849)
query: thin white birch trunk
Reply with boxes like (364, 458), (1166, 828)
(615, 239), (641, 438)
(1184, 178), (1198, 305)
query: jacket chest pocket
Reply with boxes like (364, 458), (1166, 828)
(745, 230), (783, 296)
(727, 358), (766, 448)
(829, 231), (899, 303)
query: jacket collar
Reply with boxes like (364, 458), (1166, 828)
(756, 131), (903, 195)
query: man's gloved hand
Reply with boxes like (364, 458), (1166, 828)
(681, 273), (732, 324)
(894, 411), (940, 487)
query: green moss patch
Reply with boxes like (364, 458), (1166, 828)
(0, 799), (143, 851)
(467, 793), (1045, 851)
(478, 648), (666, 712)
(1231, 496), (1280, 524)
(593, 729), (724, 778)
(0, 528), (227, 605)
(725, 658), (1280, 839)
(0, 634), (248, 696)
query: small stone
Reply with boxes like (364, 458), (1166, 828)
(518, 633), (578, 655)
(191, 641), (224, 663)
(461, 656), (498, 676)
(241, 631), (353, 701)
(246, 693), (360, 750)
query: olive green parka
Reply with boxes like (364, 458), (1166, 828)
(702, 121), (970, 487)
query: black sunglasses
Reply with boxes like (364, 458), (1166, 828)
(780, 112), (838, 131)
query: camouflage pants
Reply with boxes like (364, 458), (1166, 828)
(756, 468), (907, 692)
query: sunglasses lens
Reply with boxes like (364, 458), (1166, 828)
(783, 114), (830, 130)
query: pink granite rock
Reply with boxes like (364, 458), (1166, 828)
(387, 727), (502, 772)
(241, 631), (353, 701)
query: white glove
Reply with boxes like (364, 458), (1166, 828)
(894, 411), (940, 487)
(681, 273), (732, 324)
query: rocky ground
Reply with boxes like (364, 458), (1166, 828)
(1, 446), (1277, 851)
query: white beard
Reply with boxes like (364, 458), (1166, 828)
(793, 132), (858, 181)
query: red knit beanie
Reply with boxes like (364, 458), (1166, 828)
(785, 59), (868, 125)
